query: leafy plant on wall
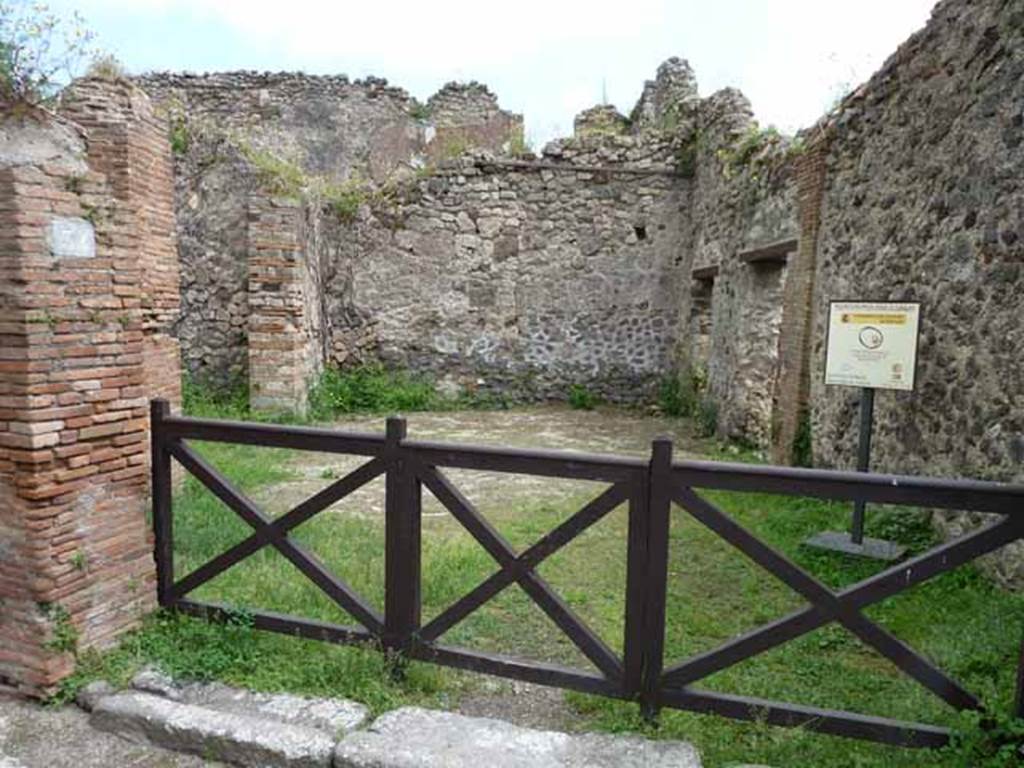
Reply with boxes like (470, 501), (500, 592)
(0, 2), (98, 106)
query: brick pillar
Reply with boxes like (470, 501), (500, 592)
(0, 79), (181, 697)
(771, 136), (829, 465)
(59, 77), (182, 409)
(247, 194), (320, 414)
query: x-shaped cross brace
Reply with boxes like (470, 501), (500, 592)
(413, 460), (627, 682)
(168, 440), (387, 634)
(663, 487), (1023, 711)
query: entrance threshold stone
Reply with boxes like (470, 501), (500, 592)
(91, 691), (335, 768)
(85, 673), (703, 767)
(333, 707), (702, 768)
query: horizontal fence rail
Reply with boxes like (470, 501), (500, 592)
(149, 399), (1024, 749)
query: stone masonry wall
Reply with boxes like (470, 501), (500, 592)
(426, 82), (522, 164)
(311, 58), (805, 417)
(142, 58), (804, 439)
(136, 72), (523, 389)
(171, 128), (256, 388)
(136, 72), (417, 183)
(681, 88), (798, 448)
(0, 75), (181, 695)
(806, 0), (1024, 586)
(320, 145), (688, 403)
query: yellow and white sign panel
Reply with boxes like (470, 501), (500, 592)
(824, 302), (921, 391)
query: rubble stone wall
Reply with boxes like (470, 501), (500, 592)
(805, 0), (1024, 586)
(137, 72), (523, 391)
(321, 150), (688, 403)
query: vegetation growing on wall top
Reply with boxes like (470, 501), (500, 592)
(712, 124), (790, 182)
(505, 125), (534, 158)
(0, 1), (98, 106)
(237, 142), (307, 198)
(84, 54), (126, 81)
(407, 101), (431, 121)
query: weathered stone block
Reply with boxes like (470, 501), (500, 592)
(333, 707), (702, 768)
(91, 692), (336, 768)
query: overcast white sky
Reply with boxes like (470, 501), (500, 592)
(50, 0), (938, 146)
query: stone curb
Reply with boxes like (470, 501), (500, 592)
(85, 678), (704, 768)
(334, 707), (703, 768)
(129, 669), (369, 735)
(91, 691), (336, 768)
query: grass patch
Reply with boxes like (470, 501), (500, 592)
(567, 384), (598, 411)
(182, 374), (251, 420)
(307, 364), (506, 419)
(59, 386), (1024, 766)
(694, 396), (719, 438)
(309, 364), (436, 417)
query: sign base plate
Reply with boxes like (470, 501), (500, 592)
(804, 531), (907, 562)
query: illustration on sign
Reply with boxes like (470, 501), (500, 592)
(824, 301), (921, 391)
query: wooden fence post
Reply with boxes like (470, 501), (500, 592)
(150, 398), (174, 608)
(624, 461), (650, 703)
(624, 436), (674, 719)
(642, 437), (674, 719)
(384, 416), (421, 657)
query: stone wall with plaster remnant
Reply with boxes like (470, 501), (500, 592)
(135, 72), (522, 391)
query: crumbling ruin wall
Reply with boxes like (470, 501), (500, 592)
(426, 82), (522, 163)
(136, 72), (419, 182)
(804, 0), (1024, 586)
(312, 63), (698, 404)
(136, 59), (804, 436)
(170, 128), (256, 388)
(679, 87), (798, 448)
(136, 72), (523, 389)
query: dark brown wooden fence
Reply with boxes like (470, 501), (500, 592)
(150, 399), (1024, 749)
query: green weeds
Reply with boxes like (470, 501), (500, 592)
(658, 365), (707, 419)
(567, 384), (598, 411)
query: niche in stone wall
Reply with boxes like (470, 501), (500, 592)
(737, 239), (796, 445)
(689, 264), (718, 368)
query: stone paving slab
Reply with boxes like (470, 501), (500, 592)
(91, 691), (334, 768)
(333, 707), (702, 768)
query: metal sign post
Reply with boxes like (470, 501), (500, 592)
(805, 301), (921, 561)
(850, 386), (874, 545)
